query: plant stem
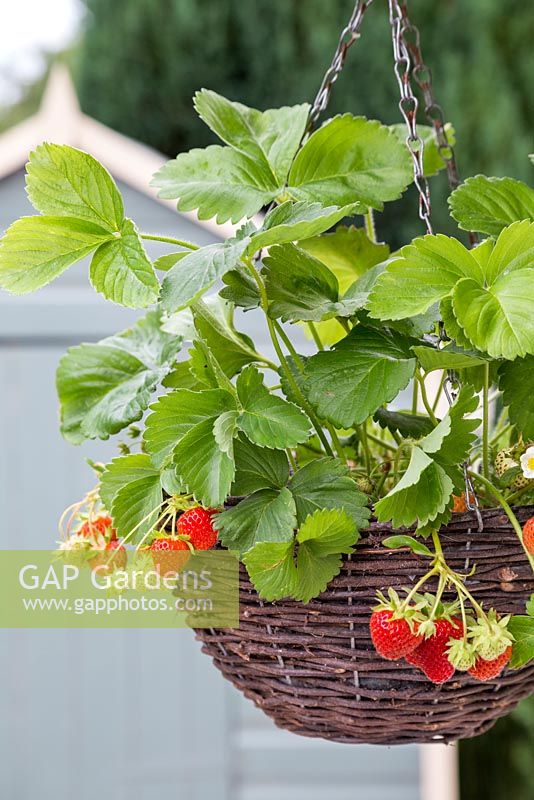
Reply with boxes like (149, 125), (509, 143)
(286, 449), (298, 471)
(431, 371), (447, 414)
(469, 470), (534, 573)
(403, 567), (439, 606)
(307, 321), (325, 351)
(337, 317), (352, 335)
(358, 424), (372, 477)
(366, 432), (398, 451)
(482, 362), (491, 481)
(243, 258), (335, 458)
(364, 209), (377, 242)
(412, 379), (419, 415)
(490, 421), (512, 447)
(140, 233), (199, 250)
(415, 371), (438, 425)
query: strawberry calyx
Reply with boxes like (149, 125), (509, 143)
(468, 609), (514, 661)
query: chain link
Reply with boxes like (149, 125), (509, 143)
(308, 0), (375, 132)
(388, 0), (432, 234)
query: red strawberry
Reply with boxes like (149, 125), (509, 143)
(177, 507), (218, 550)
(468, 646), (512, 682)
(89, 539), (127, 574)
(523, 518), (534, 555)
(370, 609), (421, 660)
(406, 617), (464, 684)
(80, 515), (116, 540)
(452, 493), (467, 513)
(150, 536), (190, 575)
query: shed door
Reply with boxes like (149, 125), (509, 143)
(0, 172), (421, 800)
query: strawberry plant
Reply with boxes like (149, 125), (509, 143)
(1, 85), (534, 684)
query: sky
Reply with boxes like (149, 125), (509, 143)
(0, 0), (83, 105)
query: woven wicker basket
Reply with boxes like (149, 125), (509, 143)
(196, 507), (534, 745)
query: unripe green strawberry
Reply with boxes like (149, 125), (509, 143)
(447, 638), (476, 671)
(356, 477), (374, 495)
(469, 610), (514, 661)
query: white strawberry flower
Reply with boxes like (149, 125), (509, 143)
(520, 445), (534, 480)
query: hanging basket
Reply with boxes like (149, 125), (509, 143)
(196, 507), (534, 745)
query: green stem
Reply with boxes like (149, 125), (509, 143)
(415, 371), (438, 425)
(431, 371), (447, 414)
(403, 566), (439, 606)
(412, 378), (419, 415)
(274, 321), (305, 372)
(358, 424), (372, 477)
(140, 233), (199, 250)
(364, 209), (377, 242)
(337, 317), (351, 335)
(490, 421), (512, 447)
(243, 258), (335, 458)
(307, 321), (325, 351)
(366, 432), (398, 451)
(469, 470), (534, 573)
(287, 449), (298, 471)
(482, 362), (491, 481)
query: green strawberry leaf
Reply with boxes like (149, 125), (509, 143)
(412, 344), (488, 373)
(418, 386), (479, 466)
(236, 365), (311, 449)
(440, 295), (473, 350)
(509, 613), (534, 668)
(498, 357), (534, 439)
(26, 143), (124, 231)
(373, 408), (435, 438)
(162, 359), (206, 391)
(89, 218), (159, 308)
(481, 219), (534, 285)
(100, 454), (163, 543)
(143, 387), (235, 469)
(243, 508), (357, 602)
(303, 326), (415, 428)
(449, 175), (534, 236)
(452, 271), (534, 360)
(288, 457), (370, 528)
(374, 446), (454, 528)
(220, 268), (261, 310)
(213, 410), (239, 458)
(152, 144), (280, 224)
(263, 243), (343, 322)
(160, 236), (250, 312)
(57, 311), (181, 443)
(154, 252), (189, 271)
(287, 115), (412, 210)
(251, 201), (356, 251)
(0, 216), (111, 294)
(192, 296), (261, 376)
(299, 225), (390, 294)
(382, 535), (433, 557)
(193, 90), (309, 184)
(214, 487), (297, 555)
(367, 234), (483, 320)
(231, 435), (290, 495)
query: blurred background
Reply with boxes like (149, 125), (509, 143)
(0, 1), (533, 798)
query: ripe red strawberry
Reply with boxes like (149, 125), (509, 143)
(406, 617), (464, 684)
(150, 536), (191, 574)
(452, 493), (467, 513)
(177, 507), (218, 550)
(523, 518), (534, 555)
(468, 646), (513, 682)
(370, 609), (421, 660)
(80, 515), (116, 540)
(89, 539), (127, 574)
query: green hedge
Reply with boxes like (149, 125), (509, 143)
(77, 0), (533, 246)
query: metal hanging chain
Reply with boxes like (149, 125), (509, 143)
(388, 0), (433, 234)
(308, 0), (375, 132)
(390, 1), (479, 246)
